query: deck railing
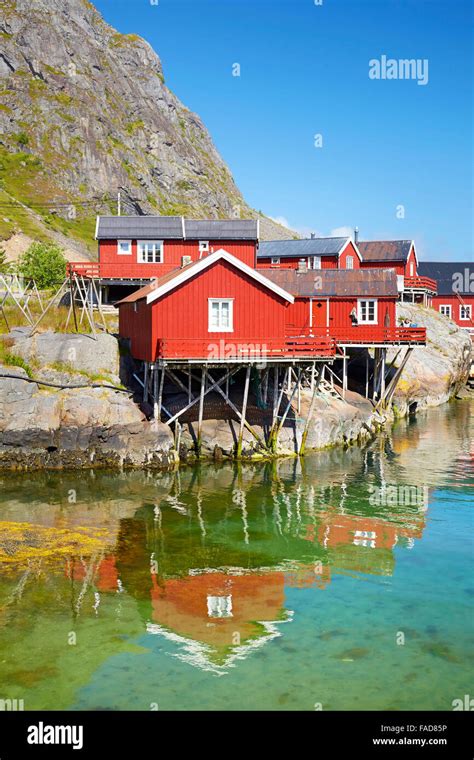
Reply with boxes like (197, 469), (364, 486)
(286, 325), (426, 344)
(67, 261), (182, 279)
(156, 336), (337, 361)
(403, 276), (437, 293)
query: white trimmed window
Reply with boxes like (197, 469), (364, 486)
(409, 261), (415, 277)
(117, 240), (132, 255)
(346, 255), (354, 270)
(137, 240), (163, 264)
(207, 595), (233, 618)
(271, 257), (280, 266)
(308, 256), (321, 270)
(208, 298), (233, 332)
(460, 304), (472, 321)
(439, 305), (452, 318)
(357, 299), (378, 324)
(199, 240), (210, 254)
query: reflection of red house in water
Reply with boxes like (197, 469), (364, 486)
(66, 555), (119, 592)
(149, 571), (287, 665)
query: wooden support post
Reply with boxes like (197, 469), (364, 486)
(188, 369), (192, 404)
(153, 365), (159, 419)
(262, 369), (269, 406)
(207, 369), (267, 449)
(197, 367), (206, 457)
(311, 362), (316, 394)
(143, 362), (149, 403)
(342, 348), (348, 399)
(273, 368), (301, 453)
(380, 348), (386, 400)
(299, 367), (322, 455)
(156, 366), (165, 421)
(365, 352), (369, 399)
(236, 365), (251, 458)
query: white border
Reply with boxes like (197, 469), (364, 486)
(208, 298), (234, 332)
(357, 298), (378, 324)
(137, 240), (164, 264)
(145, 249), (294, 305)
(117, 239), (132, 255)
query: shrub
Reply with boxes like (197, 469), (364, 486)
(18, 241), (67, 289)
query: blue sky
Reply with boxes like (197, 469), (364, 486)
(94, 0), (472, 261)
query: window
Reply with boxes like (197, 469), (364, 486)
(271, 257), (280, 266)
(460, 304), (472, 321)
(409, 262), (415, 277)
(439, 305), (452, 318)
(357, 299), (378, 324)
(137, 240), (163, 263)
(117, 240), (132, 255)
(346, 255), (354, 270)
(207, 595), (233, 619)
(199, 240), (210, 254)
(308, 256), (321, 270)
(208, 299), (233, 332)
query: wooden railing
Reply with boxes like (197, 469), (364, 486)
(287, 325), (426, 344)
(403, 276), (437, 293)
(67, 261), (183, 279)
(156, 336), (337, 361)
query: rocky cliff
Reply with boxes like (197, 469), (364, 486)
(0, 0), (293, 257)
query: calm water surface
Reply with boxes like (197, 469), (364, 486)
(0, 400), (472, 711)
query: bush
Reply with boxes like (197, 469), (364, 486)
(18, 242), (67, 289)
(0, 247), (10, 274)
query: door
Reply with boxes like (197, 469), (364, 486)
(311, 298), (328, 333)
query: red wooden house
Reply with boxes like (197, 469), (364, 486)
(261, 268), (426, 346)
(357, 240), (437, 305)
(418, 261), (474, 338)
(70, 216), (260, 304)
(116, 248), (336, 362)
(257, 236), (361, 271)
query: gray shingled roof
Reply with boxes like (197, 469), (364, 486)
(96, 216), (258, 240)
(257, 238), (348, 259)
(358, 240), (413, 263)
(418, 261), (473, 296)
(261, 268), (399, 297)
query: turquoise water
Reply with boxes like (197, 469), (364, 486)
(0, 400), (472, 710)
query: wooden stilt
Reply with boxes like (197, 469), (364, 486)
(299, 367), (322, 455)
(153, 365), (159, 420)
(197, 367), (206, 457)
(156, 366), (165, 421)
(236, 365), (251, 458)
(342, 348), (348, 399)
(273, 368), (301, 453)
(143, 362), (149, 403)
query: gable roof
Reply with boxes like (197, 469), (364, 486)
(257, 237), (351, 259)
(115, 249), (294, 306)
(96, 216), (259, 241)
(418, 261), (473, 296)
(358, 240), (415, 264)
(261, 268), (399, 298)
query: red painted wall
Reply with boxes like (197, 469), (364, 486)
(360, 245), (417, 277)
(100, 239), (256, 279)
(404, 246), (417, 277)
(432, 295), (474, 328)
(118, 259), (289, 361)
(339, 241), (361, 270)
(285, 296), (397, 336)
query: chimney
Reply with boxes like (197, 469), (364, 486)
(297, 258), (308, 274)
(310, 232), (316, 239)
(354, 226), (359, 244)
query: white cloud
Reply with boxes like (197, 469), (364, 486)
(330, 226), (354, 239)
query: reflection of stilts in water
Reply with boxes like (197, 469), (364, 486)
(232, 486), (249, 545)
(196, 488), (206, 541)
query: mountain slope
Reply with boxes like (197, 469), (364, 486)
(0, 0), (295, 257)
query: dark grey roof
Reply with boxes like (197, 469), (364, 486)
(257, 237), (349, 259)
(261, 268), (399, 298)
(418, 261), (473, 296)
(358, 240), (413, 263)
(96, 216), (258, 240)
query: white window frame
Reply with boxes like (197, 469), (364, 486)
(271, 257), (280, 266)
(409, 261), (415, 277)
(357, 298), (378, 324)
(460, 304), (472, 321)
(199, 240), (210, 254)
(308, 256), (321, 270)
(117, 239), (132, 256)
(346, 255), (354, 270)
(439, 304), (452, 318)
(137, 240), (163, 264)
(208, 298), (234, 332)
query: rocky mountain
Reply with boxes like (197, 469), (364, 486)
(0, 0), (294, 258)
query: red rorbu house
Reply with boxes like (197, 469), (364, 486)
(261, 268), (426, 347)
(115, 247), (336, 364)
(418, 261), (474, 339)
(257, 236), (361, 271)
(357, 239), (437, 305)
(69, 216), (261, 305)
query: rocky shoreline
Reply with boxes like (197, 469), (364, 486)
(0, 305), (471, 471)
